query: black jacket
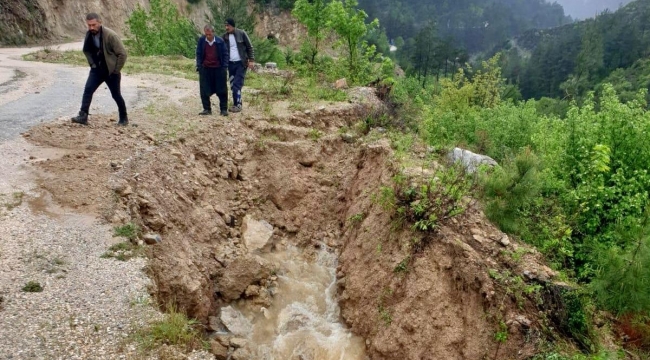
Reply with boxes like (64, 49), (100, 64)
(222, 29), (255, 64)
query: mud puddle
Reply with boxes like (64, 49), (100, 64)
(228, 245), (367, 360)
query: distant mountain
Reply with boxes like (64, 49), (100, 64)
(553, 0), (634, 19)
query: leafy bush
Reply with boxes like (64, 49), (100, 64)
(136, 303), (203, 351)
(22, 281), (43, 293)
(126, 0), (198, 58)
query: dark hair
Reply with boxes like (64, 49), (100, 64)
(86, 13), (101, 21)
(225, 18), (236, 27)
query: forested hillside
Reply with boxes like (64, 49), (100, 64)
(502, 0), (650, 100)
(357, 0), (570, 53)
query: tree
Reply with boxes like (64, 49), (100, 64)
(293, 0), (331, 64)
(206, 0), (256, 33)
(327, 0), (378, 82)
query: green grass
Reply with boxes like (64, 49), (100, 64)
(134, 303), (204, 352)
(22, 281), (43, 293)
(101, 241), (144, 261)
(113, 223), (141, 241)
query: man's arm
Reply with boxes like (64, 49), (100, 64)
(243, 31), (255, 63)
(196, 37), (202, 69)
(112, 34), (128, 73)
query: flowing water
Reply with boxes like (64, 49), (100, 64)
(226, 245), (367, 360)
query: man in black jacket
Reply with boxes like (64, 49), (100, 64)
(196, 25), (229, 116)
(72, 13), (128, 126)
(223, 18), (255, 113)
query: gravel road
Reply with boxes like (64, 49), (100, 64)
(0, 42), (145, 141)
(0, 44), (209, 359)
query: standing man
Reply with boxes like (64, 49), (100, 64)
(72, 13), (128, 126)
(223, 18), (255, 113)
(196, 25), (229, 116)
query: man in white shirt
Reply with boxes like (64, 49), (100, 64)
(223, 18), (255, 113)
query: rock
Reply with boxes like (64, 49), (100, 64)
(207, 316), (223, 331)
(217, 255), (273, 300)
(143, 233), (162, 245)
(220, 306), (252, 336)
(210, 339), (229, 359)
(231, 347), (252, 360)
(472, 234), (485, 244)
(499, 235), (510, 247)
(230, 337), (248, 349)
(241, 215), (274, 252)
(145, 133), (156, 142)
(341, 133), (356, 144)
(304, 110), (311, 115)
(335, 78), (348, 89)
(448, 147), (498, 174)
(245, 285), (260, 297)
(299, 157), (317, 167)
(265, 62), (277, 69)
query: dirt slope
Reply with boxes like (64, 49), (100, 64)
(22, 71), (568, 359)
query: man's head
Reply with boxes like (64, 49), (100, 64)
(204, 25), (215, 41)
(225, 18), (236, 34)
(86, 13), (102, 35)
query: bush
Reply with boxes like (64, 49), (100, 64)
(22, 281), (43, 293)
(126, 0), (198, 58)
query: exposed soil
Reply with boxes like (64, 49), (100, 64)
(22, 79), (566, 359)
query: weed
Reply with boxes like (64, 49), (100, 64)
(135, 303), (203, 351)
(308, 128), (323, 141)
(101, 242), (144, 261)
(113, 223), (141, 241)
(347, 212), (365, 225)
(2, 191), (24, 210)
(394, 256), (410, 274)
(22, 281), (43, 293)
(378, 305), (392, 326)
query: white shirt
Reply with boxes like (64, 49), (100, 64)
(228, 34), (241, 62)
(206, 37), (216, 46)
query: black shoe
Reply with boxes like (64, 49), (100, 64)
(220, 110), (228, 116)
(117, 115), (128, 126)
(199, 109), (212, 115)
(71, 111), (88, 125)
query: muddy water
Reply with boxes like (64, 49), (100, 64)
(233, 246), (367, 360)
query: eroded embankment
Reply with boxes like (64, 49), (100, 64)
(24, 87), (565, 359)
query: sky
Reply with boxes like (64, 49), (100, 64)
(553, 0), (634, 19)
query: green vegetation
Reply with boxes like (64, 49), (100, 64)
(126, 0), (198, 58)
(2, 191), (24, 211)
(113, 223), (141, 241)
(101, 242), (145, 262)
(22, 281), (43, 293)
(135, 303), (204, 352)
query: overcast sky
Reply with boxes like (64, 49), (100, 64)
(552, 0), (633, 19)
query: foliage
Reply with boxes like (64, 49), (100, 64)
(113, 223), (141, 241)
(327, 0), (379, 83)
(514, 0), (650, 100)
(206, 0), (256, 33)
(388, 165), (476, 251)
(136, 303), (203, 351)
(22, 281), (43, 293)
(293, 0), (331, 64)
(126, 0), (198, 58)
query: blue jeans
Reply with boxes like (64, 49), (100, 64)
(228, 61), (247, 107)
(80, 67), (127, 117)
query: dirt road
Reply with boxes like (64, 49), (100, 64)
(0, 42), (146, 141)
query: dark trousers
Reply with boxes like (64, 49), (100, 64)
(228, 61), (247, 107)
(199, 67), (228, 111)
(80, 67), (127, 117)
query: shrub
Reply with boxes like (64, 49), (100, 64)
(126, 0), (198, 58)
(22, 281), (43, 293)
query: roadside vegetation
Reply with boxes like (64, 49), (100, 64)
(21, 0), (650, 357)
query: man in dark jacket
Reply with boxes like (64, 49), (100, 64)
(72, 13), (128, 126)
(223, 18), (255, 113)
(196, 25), (229, 116)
